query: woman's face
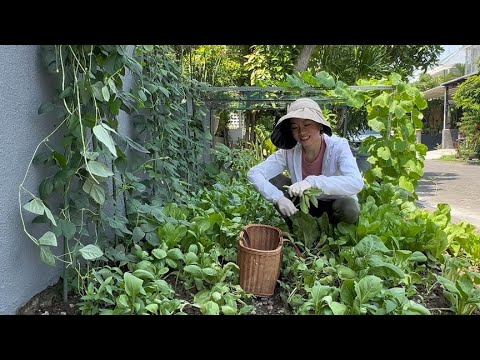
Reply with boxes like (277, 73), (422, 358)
(290, 118), (323, 146)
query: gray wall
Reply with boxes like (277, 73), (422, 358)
(0, 45), (62, 314)
(0, 45), (136, 314)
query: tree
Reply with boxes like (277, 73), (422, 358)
(453, 75), (480, 156)
(294, 45), (316, 72)
(176, 45), (249, 86)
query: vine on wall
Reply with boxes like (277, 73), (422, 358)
(19, 45), (209, 297)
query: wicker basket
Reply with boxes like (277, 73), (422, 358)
(238, 224), (284, 297)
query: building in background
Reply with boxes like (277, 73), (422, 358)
(422, 45), (480, 149)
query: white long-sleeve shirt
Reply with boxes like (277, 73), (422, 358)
(247, 134), (364, 203)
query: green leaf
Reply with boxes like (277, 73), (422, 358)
(202, 267), (216, 277)
(399, 176), (414, 193)
(152, 248), (167, 260)
(138, 89), (147, 101)
(370, 166), (383, 178)
(158, 86), (170, 97)
(408, 251), (427, 263)
(157, 267), (169, 276)
(336, 265), (357, 280)
(43, 206), (57, 226)
(101, 86), (110, 102)
(82, 178), (105, 205)
(79, 244), (104, 260)
(135, 260), (156, 274)
(126, 137), (150, 153)
(145, 304), (158, 314)
(104, 52), (125, 75)
(40, 246), (56, 266)
(124, 57), (143, 77)
(39, 178), (54, 200)
(109, 97), (122, 116)
(436, 276), (460, 295)
(329, 302), (347, 315)
(355, 275), (383, 304)
(59, 219), (76, 240)
(368, 263), (405, 279)
(389, 73), (402, 85)
(38, 231), (57, 246)
(133, 269), (155, 281)
(124, 272), (143, 298)
(367, 118), (385, 132)
(117, 294), (129, 308)
(23, 198), (45, 215)
(372, 92), (391, 108)
(165, 258), (178, 269)
(414, 95), (428, 110)
(377, 147), (391, 161)
(52, 152), (67, 169)
(145, 232), (160, 246)
(81, 114), (96, 128)
(167, 248), (184, 260)
(108, 78), (117, 95)
(101, 123), (118, 134)
(184, 265), (203, 278)
(221, 305), (236, 315)
(350, 92), (365, 108)
(354, 235), (390, 256)
(202, 301), (220, 315)
(91, 81), (104, 102)
(184, 252), (199, 265)
(152, 280), (173, 295)
(394, 104), (406, 119)
(404, 301), (431, 315)
(93, 125), (117, 158)
(132, 227), (145, 244)
(315, 71), (336, 88)
(86, 160), (114, 177)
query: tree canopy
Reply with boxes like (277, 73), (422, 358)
(176, 45), (443, 86)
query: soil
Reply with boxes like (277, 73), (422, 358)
(16, 276), (479, 316)
(16, 281), (82, 315)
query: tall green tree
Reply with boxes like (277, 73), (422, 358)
(244, 45), (443, 85)
(175, 45), (249, 86)
(453, 74), (480, 155)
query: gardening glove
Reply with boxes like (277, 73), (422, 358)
(288, 180), (312, 197)
(277, 196), (298, 217)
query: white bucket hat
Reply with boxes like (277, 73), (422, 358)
(271, 98), (332, 149)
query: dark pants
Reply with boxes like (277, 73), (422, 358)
(269, 174), (360, 228)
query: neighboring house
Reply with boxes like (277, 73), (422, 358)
(422, 45), (480, 149)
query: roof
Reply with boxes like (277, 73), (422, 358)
(441, 71), (477, 86)
(423, 71), (477, 100)
(423, 85), (455, 100)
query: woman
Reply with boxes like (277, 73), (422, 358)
(247, 98), (364, 225)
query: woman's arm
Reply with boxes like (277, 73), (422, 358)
(247, 150), (289, 203)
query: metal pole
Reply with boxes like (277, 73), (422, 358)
(443, 86), (449, 129)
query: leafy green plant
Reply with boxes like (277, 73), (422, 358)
(436, 273), (480, 315)
(193, 283), (254, 315)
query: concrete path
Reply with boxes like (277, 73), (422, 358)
(417, 159), (480, 230)
(425, 149), (456, 160)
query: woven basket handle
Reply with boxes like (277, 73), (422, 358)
(280, 231), (303, 258)
(239, 230), (250, 247)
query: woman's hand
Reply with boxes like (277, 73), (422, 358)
(277, 197), (298, 217)
(288, 180), (312, 197)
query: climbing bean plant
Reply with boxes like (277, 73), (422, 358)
(280, 71), (427, 198)
(19, 45), (209, 299)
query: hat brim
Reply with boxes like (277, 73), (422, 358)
(270, 108), (332, 149)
